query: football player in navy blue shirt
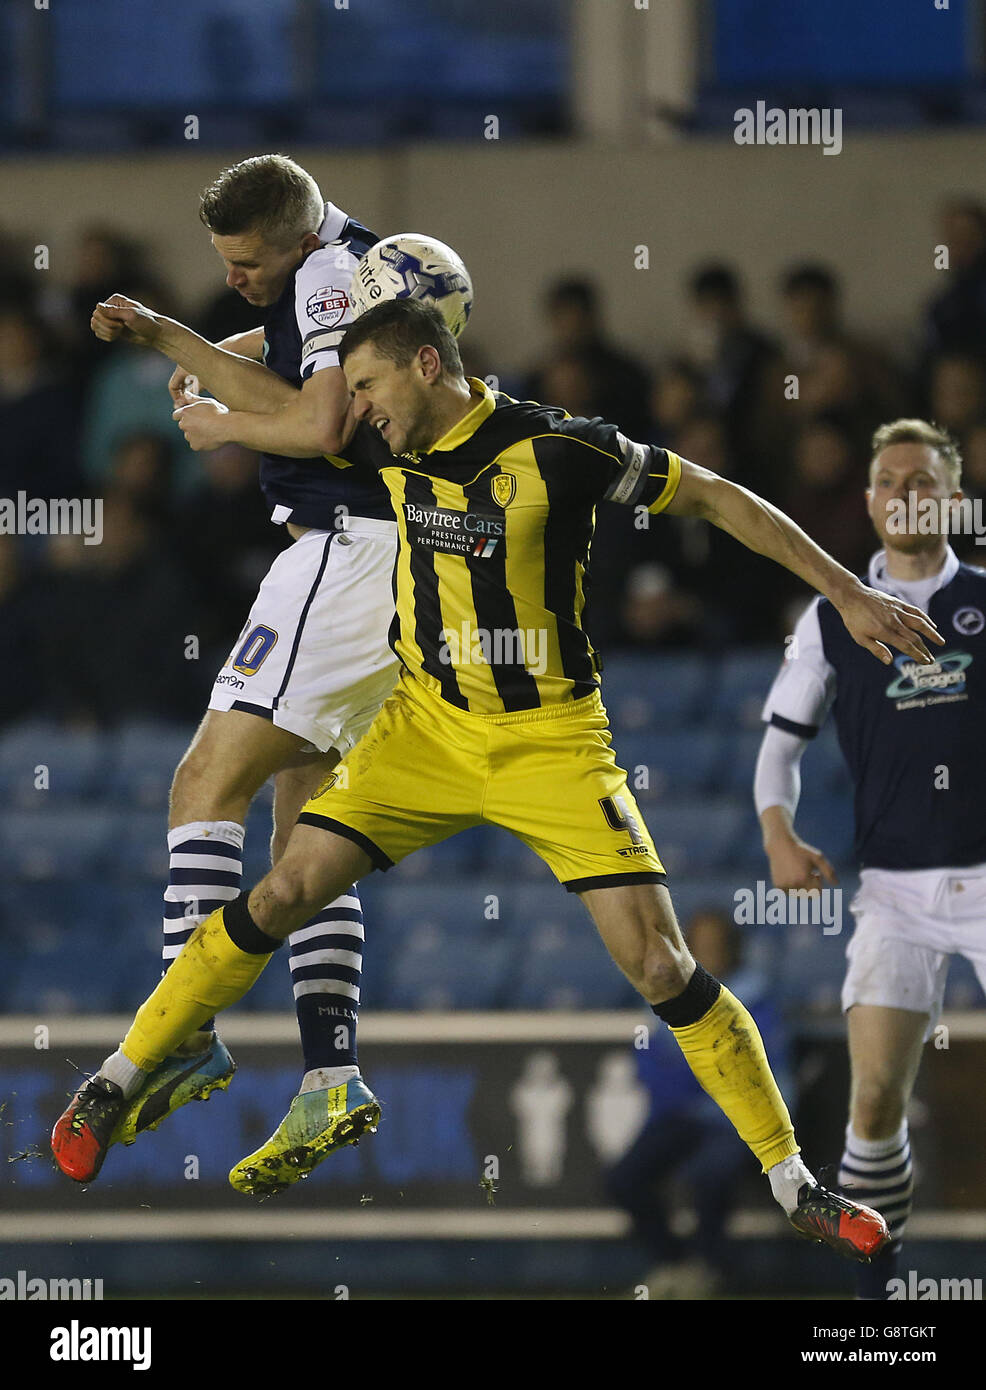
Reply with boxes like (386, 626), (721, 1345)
(82, 155), (398, 1195)
(757, 417), (986, 1296)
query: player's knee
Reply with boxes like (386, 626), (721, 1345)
(261, 861), (324, 934)
(852, 1077), (907, 1137)
(638, 945), (691, 1006)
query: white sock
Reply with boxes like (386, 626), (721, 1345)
(300, 1065), (359, 1094)
(844, 1120), (907, 1160)
(768, 1153), (815, 1214)
(98, 1049), (148, 1099)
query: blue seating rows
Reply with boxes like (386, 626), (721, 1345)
(1, 652), (971, 1014)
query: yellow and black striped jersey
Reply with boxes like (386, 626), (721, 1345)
(378, 377), (682, 714)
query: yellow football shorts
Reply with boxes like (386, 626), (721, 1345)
(297, 670), (667, 892)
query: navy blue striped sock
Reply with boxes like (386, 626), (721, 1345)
(288, 887), (363, 1072)
(163, 820), (245, 1037)
(839, 1121), (913, 1300)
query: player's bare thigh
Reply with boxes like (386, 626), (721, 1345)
(169, 707), (317, 829)
(847, 1003), (928, 1139)
(579, 881), (695, 1006)
(271, 747), (342, 862)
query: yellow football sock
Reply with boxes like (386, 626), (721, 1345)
(669, 985), (799, 1172)
(121, 907), (273, 1071)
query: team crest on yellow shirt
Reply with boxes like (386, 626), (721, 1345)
(492, 472), (516, 507)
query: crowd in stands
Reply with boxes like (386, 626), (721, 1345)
(3, 198), (986, 730)
(518, 199), (986, 654)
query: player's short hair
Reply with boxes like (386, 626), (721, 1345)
(199, 154), (324, 251)
(339, 299), (464, 378)
(870, 418), (962, 489)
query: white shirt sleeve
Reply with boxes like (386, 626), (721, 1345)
(753, 724), (808, 818)
(760, 596), (836, 736)
(753, 597), (837, 817)
(294, 242), (362, 380)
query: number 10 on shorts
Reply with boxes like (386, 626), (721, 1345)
(232, 624), (279, 676)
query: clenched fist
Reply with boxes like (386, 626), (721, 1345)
(172, 392), (232, 451)
(91, 292), (165, 346)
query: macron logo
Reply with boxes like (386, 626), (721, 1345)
(50, 1321), (151, 1372)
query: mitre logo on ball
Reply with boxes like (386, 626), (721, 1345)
(306, 287), (349, 327)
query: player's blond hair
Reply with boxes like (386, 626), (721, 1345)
(199, 154), (324, 251)
(869, 418), (962, 490)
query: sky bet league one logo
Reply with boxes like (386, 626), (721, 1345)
(306, 287), (349, 328)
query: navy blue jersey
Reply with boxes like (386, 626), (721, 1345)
(763, 549), (986, 870)
(258, 201), (393, 530)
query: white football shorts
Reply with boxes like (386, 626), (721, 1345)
(842, 863), (986, 1038)
(208, 516), (400, 754)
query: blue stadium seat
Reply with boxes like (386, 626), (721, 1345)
(612, 729), (724, 800)
(4, 941), (138, 1013)
(236, 956), (298, 1013)
(0, 723), (111, 807)
(117, 810), (171, 880)
(0, 809), (121, 881)
(664, 873), (749, 929)
(774, 927), (846, 1012)
(599, 654), (710, 732)
(646, 797), (749, 873)
(471, 828), (556, 882)
(3, 955), (95, 1013)
(112, 882), (172, 947)
(711, 649), (783, 729)
(0, 881), (164, 1012)
(2, 880), (120, 954)
(105, 723), (194, 809)
(514, 917), (637, 1009)
(386, 827), (485, 881)
(495, 883), (589, 942)
(381, 925), (512, 1009)
(721, 728), (768, 797)
(371, 879), (512, 943)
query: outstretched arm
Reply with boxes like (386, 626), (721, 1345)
(166, 327), (267, 405)
(92, 294), (353, 456)
(663, 458), (944, 665)
(172, 370), (356, 458)
(92, 295), (295, 413)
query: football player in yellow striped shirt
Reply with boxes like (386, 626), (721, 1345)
(55, 301), (944, 1258)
